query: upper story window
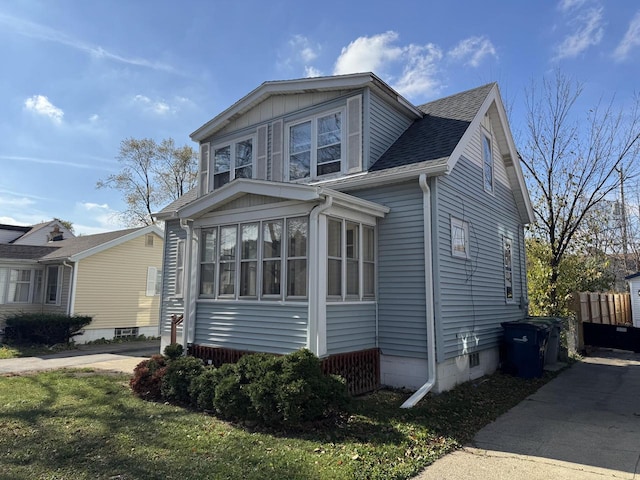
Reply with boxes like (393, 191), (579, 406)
(213, 137), (254, 189)
(287, 110), (343, 181)
(483, 133), (494, 193)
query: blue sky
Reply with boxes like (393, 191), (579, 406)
(1, 0), (640, 235)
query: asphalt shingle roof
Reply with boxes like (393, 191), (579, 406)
(39, 227), (144, 261)
(370, 83), (495, 172)
(0, 244), (60, 260)
(155, 187), (198, 217)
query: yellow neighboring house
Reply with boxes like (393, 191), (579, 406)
(0, 222), (164, 343)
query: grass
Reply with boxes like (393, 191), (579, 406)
(0, 368), (559, 480)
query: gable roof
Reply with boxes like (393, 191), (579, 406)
(190, 72), (422, 142)
(155, 187), (198, 220)
(0, 224), (31, 234)
(39, 225), (163, 262)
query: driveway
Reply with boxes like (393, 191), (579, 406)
(0, 340), (159, 375)
(415, 349), (640, 480)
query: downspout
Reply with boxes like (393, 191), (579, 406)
(63, 261), (76, 316)
(179, 219), (193, 352)
(308, 194), (333, 356)
(401, 174), (437, 408)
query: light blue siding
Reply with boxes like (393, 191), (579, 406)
(435, 155), (527, 361)
(326, 303), (376, 354)
(354, 182), (428, 359)
(194, 302), (308, 354)
(368, 92), (413, 168)
(160, 220), (185, 335)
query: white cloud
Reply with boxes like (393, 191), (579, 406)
(0, 12), (177, 73)
(24, 95), (64, 124)
(613, 11), (640, 61)
(305, 66), (322, 78)
(133, 95), (172, 115)
(0, 154), (112, 171)
(334, 31), (404, 75)
(448, 36), (498, 67)
(290, 35), (319, 63)
(89, 114), (100, 123)
(555, 7), (604, 59)
(75, 201), (123, 235)
(0, 196), (35, 208)
(333, 31), (443, 99)
(558, 0), (590, 12)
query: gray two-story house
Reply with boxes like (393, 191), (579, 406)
(155, 72), (534, 404)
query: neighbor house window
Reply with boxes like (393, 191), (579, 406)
(483, 133), (493, 193)
(504, 236), (514, 301)
(146, 267), (162, 296)
(327, 218), (375, 300)
(451, 217), (469, 259)
(199, 217), (308, 300)
(287, 109), (343, 181)
(213, 137), (254, 189)
(0, 268), (43, 304)
(45, 265), (61, 304)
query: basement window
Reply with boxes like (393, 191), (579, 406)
(114, 327), (139, 338)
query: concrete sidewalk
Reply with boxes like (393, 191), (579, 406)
(0, 340), (160, 375)
(415, 349), (640, 480)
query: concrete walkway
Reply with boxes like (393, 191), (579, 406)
(0, 340), (159, 375)
(415, 349), (640, 479)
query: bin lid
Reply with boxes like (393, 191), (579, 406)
(501, 320), (551, 332)
(526, 316), (562, 326)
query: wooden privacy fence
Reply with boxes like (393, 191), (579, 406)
(570, 292), (632, 325)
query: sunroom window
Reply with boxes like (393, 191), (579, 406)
(327, 218), (375, 300)
(213, 137), (254, 189)
(199, 216), (308, 300)
(288, 110), (343, 181)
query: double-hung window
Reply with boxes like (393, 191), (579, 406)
(213, 137), (254, 189)
(45, 265), (61, 304)
(327, 219), (375, 300)
(199, 216), (308, 300)
(3, 268), (43, 304)
(288, 110), (343, 181)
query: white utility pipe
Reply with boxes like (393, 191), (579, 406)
(401, 174), (437, 408)
(179, 219), (193, 351)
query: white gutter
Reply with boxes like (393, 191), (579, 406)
(308, 195), (333, 356)
(179, 219), (194, 351)
(64, 261), (77, 315)
(401, 174), (437, 408)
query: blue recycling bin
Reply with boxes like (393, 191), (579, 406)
(526, 316), (562, 365)
(501, 321), (550, 378)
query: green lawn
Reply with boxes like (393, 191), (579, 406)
(0, 368), (557, 480)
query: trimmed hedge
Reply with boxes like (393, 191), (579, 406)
(4, 313), (92, 345)
(130, 355), (168, 401)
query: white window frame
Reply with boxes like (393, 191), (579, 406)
(326, 217), (376, 302)
(45, 265), (62, 305)
(211, 135), (255, 190)
(4, 267), (43, 304)
(175, 239), (185, 297)
(482, 131), (494, 194)
(504, 236), (514, 303)
(285, 107), (345, 182)
(146, 267), (161, 297)
(451, 217), (469, 259)
(197, 216), (308, 302)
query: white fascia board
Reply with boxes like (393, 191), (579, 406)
(190, 73), (422, 142)
(177, 179), (322, 219)
(312, 161), (449, 191)
(69, 225), (163, 262)
(320, 188), (390, 217)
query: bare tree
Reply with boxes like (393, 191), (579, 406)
(522, 71), (640, 314)
(97, 137), (197, 226)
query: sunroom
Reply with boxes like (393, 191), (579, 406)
(171, 179), (389, 370)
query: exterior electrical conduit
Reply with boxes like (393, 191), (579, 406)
(401, 173), (437, 408)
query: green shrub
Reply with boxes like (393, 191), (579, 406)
(4, 313), (92, 345)
(161, 356), (204, 404)
(212, 363), (253, 420)
(237, 353), (284, 425)
(130, 355), (167, 401)
(163, 343), (184, 360)
(189, 366), (220, 410)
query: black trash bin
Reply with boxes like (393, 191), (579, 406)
(501, 321), (550, 378)
(526, 316), (562, 365)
